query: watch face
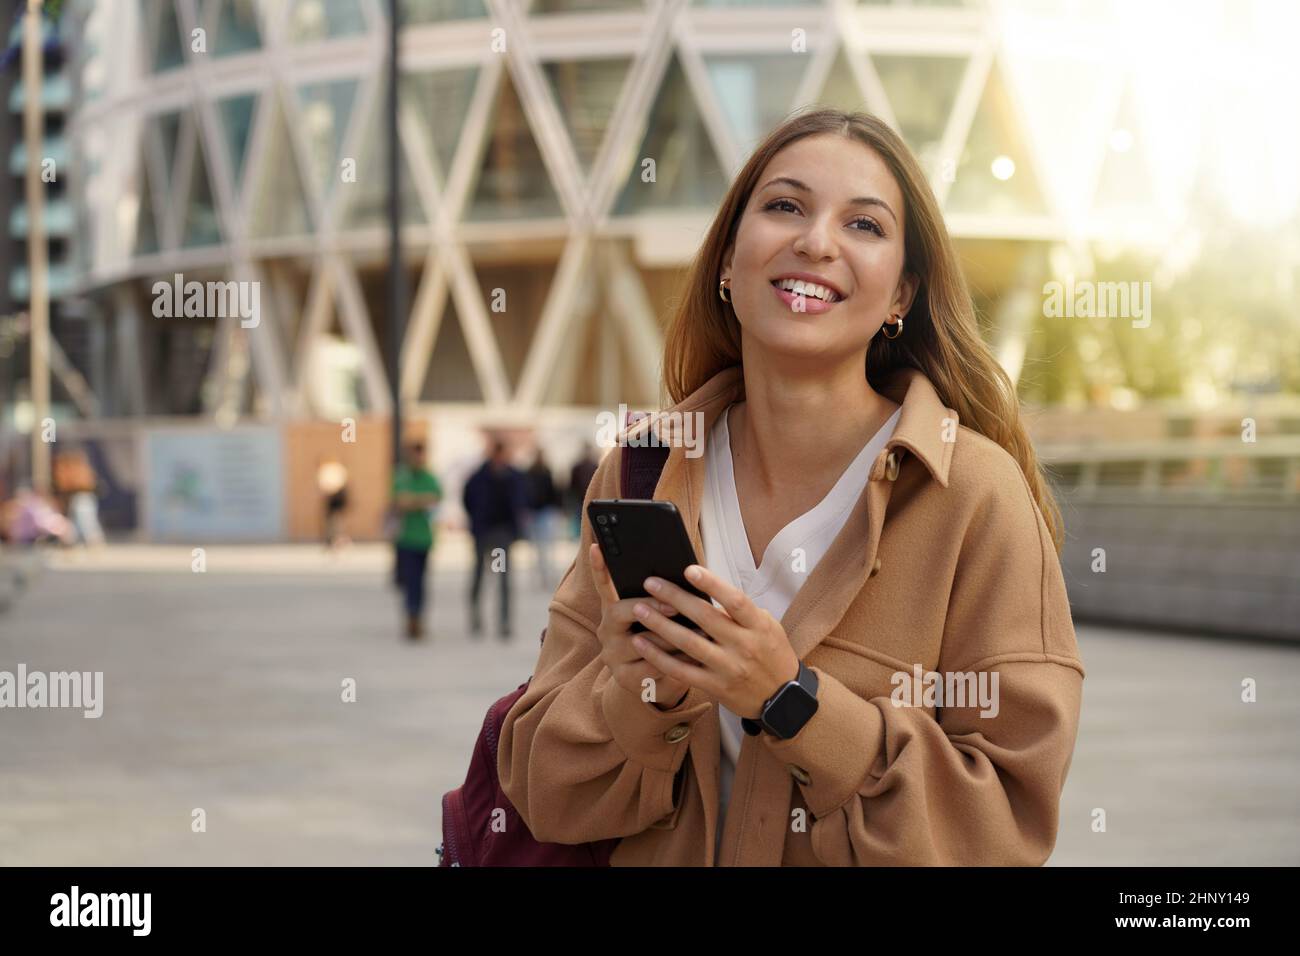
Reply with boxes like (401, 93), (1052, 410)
(765, 684), (819, 739)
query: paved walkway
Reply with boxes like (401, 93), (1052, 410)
(1, 542), (1296, 865)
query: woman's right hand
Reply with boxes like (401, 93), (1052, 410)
(589, 543), (693, 710)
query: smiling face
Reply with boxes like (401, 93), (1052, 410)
(720, 133), (918, 368)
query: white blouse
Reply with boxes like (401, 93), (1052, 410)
(698, 401), (902, 861)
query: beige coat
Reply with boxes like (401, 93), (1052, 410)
(498, 365), (1085, 865)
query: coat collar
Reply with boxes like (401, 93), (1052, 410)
(623, 362), (958, 661)
(632, 363), (956, 489)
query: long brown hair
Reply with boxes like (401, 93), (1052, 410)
(661, 107), (1064, 552)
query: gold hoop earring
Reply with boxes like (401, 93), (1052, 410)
(882, 315), (903, 340)
(718, 279), (731, 304)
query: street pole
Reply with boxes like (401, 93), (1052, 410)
(23, 0), (50, 495)
(386, 0), (404, 467)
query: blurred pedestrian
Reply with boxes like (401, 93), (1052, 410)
(54, 449), (105, 549)
(566, 442), (599, 539)
(524, 448), (562, 591)
(462, 440), (528, 640)
(317, 457), (350, 551)
(391, 441), (443, 640)
(7, 487), (72, 546)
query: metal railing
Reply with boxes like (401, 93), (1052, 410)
(1039, 437), (1300, 501)
(1039, 438), (1300, 641)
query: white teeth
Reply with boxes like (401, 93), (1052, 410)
(773, 278), (839, 302)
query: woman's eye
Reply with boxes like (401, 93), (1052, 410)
(764, 199), (883, 237)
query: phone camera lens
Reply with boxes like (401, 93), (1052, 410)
(596, 514), (608, 526)
(607, 514), (618, 525)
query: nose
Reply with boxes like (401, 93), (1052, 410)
(792, 212), (838, 261)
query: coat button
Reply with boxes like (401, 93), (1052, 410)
(884, 451), (900, 481)
(788, 764), (811, 785)
(870, 557), (882, 577)
(664, 723), (691, 744)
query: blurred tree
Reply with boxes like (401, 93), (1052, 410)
(1017, 197), (1300, 407)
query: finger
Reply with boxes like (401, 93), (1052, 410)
(681, 564), (765, 630)
(633, 600), (727, 672)
(601, 597), (690, 660)
(588, 543), (621, 607)
(631, 630), (716, 697)
(607, 596), (680, 632)
(626, 622), (682, 657)
(635, 629), (688, 657)
(643, 575), (745, 645)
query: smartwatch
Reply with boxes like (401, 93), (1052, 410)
(742, 661), (820, 740)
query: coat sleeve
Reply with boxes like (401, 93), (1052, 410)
(497, 447), (714, 845)
(760, 455), (1085, 866)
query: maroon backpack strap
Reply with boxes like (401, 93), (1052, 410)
(620, 444), (671, 500)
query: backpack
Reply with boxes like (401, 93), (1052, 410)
(437, 443), (671, 866)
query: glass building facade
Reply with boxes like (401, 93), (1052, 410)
(60, 0), (1170, 423)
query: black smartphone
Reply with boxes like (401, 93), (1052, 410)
(587, 499), (711, 634)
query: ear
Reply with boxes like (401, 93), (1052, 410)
(892, 270), (919, 318)
(720, 244), (734, 282)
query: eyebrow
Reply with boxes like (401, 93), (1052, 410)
(757, 176), (897, 224)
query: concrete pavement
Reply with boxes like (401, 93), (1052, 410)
(1, 541), (1297, 865)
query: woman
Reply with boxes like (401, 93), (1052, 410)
(498, 108), (1084, 866)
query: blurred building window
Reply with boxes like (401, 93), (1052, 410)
(401, 67), (481, 182)
(181, 139), (222, 247)
(402, 0), (487, 21)
(145, 0), (186, 73)
(216, 93), (257, 191)
(872, 54), (966, 176)
(212, 0), (261, 57)
(146, 320), (216, 414)
(305, 334), (365, 418)
(946, 66), (1048, 218)
(153, 110), (182, 189)
(133, 146), (160, 256)
(249, 101), (314, 238)
(1090, 91), (1157, 220)
(614, 54), (728, 215)
(296, 78), (360, 206)
(339, 94), (426, 228)
(421, 301), (483, 403)
(288, 0), (367, 42)
(807, 49), (865, 116)
(703, 52), (808, 159)
(540, 59), (630, 176)
(464, 74), (564, 222)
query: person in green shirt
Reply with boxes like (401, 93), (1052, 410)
(391, 440), (443, 639)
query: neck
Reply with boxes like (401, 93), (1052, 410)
(731, 346), (898, 494)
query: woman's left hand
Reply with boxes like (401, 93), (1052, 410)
(630, 564), (801, 720)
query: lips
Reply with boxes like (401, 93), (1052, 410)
(769, 275), (846, 303)
(770, 281), (841, 314)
